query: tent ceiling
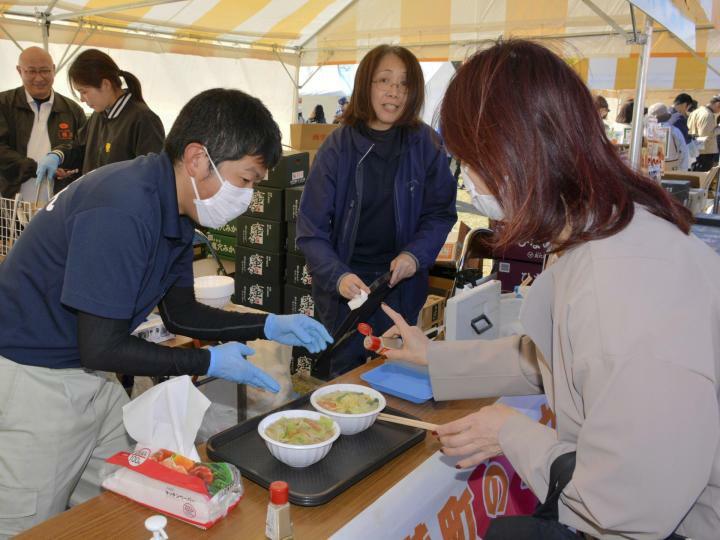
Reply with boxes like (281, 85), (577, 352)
(1, 0), (719, 89)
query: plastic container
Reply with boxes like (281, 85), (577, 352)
(310, 384), (386, 435)
(360, 362), (433, 404)
(257, 410), (340, 468)
(194, 275), (234, 308)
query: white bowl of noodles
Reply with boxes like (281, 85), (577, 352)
(310, 384), (386, 435)
(258, 409), (340, 468)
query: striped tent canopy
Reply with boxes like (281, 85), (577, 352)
(1, 0), (718, 89)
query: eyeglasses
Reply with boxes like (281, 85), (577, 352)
(372, 77), (409, 95)
(20, 68), (53, 78)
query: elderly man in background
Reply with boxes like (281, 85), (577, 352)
(649, 102), (689, 172)
(688, 95), (720, 172)
(0, 46), (86, 201)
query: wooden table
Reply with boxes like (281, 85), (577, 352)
(18, 359), (495, 540)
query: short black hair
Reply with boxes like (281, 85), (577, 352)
(673, 93), (693, 106)
(164, 88), (281, 169)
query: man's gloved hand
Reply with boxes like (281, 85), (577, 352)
(264, 314), (333, 353)
(36, 153), (61, 184)
(207, 342), (280, 393)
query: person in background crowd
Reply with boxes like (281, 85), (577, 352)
(382, 39), (719, 540)
(689, 99), (699, 113)
(297, 44), (457, 377)
(308, 104), (326, 124)
(593, 94), (609, 120)
(35, 49), (165, 182)
(0, 47), (86, 200)
(648, 102), (689, 171)
(615, 98), (634, 125)
(594, 94), (611, 137)
(333, 96), (349, 124)
(670, 92), (693, 144)
(0, 89), (332, 538)
(688, 95), (720, 171)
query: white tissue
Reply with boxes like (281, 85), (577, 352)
(122, 375), (210, 462)
(347, 290), (368, 310)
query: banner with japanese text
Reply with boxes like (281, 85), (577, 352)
(331, 395), (553, 540)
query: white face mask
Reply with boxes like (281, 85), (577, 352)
(462, 166), (505, 221)
(190, 147), (254, 228)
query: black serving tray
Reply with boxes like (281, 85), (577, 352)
(206, 393), (425, 506)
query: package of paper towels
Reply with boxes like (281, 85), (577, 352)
(102, 376), (243, 528)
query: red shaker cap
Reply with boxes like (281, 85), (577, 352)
(269, 481), (289, 504)
(364, 335), (381, 351)
(357, 322), (372, 336)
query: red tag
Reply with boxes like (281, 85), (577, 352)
(106, 450), (210, 497)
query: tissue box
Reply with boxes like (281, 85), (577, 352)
(103, 448), (243, 529)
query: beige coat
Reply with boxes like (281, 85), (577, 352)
(427, 207), (720, 539)
(687, 107), (718, 155)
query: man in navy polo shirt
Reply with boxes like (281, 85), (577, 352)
(0, 89), (332, 537)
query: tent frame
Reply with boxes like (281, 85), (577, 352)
(1, 0), (715, 175)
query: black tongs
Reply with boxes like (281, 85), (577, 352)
(313, 271), (393, 379)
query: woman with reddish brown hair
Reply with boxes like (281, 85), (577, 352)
(382, 39), (720, 539)
(296, 44), (457, 377)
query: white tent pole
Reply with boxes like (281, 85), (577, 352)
(274, 47), (300, 87)
(0, 21), (24, 51)
(581, 0), (631, 42)
(293, 53), (302, 124)
(56, 21), (83, 67)
(629, 14), (653, 170)
(57, 27), (97, 72)
(41, 13), (49, 50)
(47, 0), (184, 22)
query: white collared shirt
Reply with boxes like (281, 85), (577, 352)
(21, 89), (54, 203)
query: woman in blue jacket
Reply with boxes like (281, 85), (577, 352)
(296, 44), (457, 377)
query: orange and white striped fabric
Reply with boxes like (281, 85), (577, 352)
(0, 0), (718, 89)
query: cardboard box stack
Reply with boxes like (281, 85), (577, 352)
(289, 123), (337, 167)
(218, 151), (310, 314)
(283, 185), (315, 317)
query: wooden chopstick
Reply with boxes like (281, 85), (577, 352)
(377, 412), (438, 431)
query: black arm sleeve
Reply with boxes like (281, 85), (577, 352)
(77, 311), (210, 376)
(158, 285), (268, 342)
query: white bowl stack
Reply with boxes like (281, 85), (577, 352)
(310, 384), (386, 436)
(193, 275), (234, 308)
(258, 410), (340, 468)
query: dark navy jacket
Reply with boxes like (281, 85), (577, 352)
(669, 111), (691, 144)
(296, 123), (457, 329)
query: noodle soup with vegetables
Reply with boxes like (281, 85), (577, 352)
(316, 391), (380, 414)
(311, 384), (386, 435)
(265, 416), (336, 445)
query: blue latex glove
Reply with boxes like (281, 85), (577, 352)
(36, 153), (61, 184)
(264, 314), (333, 353)
(207, 342), (280, 393)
